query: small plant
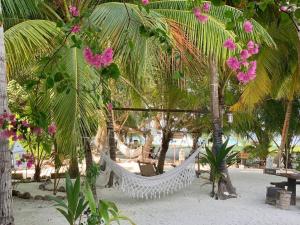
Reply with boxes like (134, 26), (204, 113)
(49, 175), (88, 225)
(50, 175), (134, 225)
(201, 139), (238, 199)
(84, 184), (136, 225)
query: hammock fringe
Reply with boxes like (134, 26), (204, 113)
(98, 148), (201, 199)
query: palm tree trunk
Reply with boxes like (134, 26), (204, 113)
(209, 57), (236, 199)
(80, 123), (97, 200)
(157, 128), (172, 174)
(107, 110), (116, 187)
(33, 163), (41, 182)
(69, 153), (80, 178)
(276, 100), (293, 167)
(0, 12), (14, 224)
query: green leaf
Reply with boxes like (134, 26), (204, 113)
(24, 80), (38, 90)
(84, 184), (97, 213)
(56, 208), (73, 225)
(295, 9), (300, 19)
(102, 63), (120, 80)
(54, 72), (64, 82)
(46, 77), (54, 89)
(173, 71), (183, 80)
(224, 10), (233, 19)
(99, 200), (109, 224)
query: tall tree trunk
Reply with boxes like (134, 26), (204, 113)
(95, 125), (107, 153)
(209, 57), (236, 199)
(157, 128), (172, 174)
(107, 110), (116, 187)
(0, 10), (14, 224)
(192, 134), (200, 151)
(80, 123), (97, 200)
(276, 100), (293, 168)
(69, 153), (80, 178)
(33, 163), (41, 182)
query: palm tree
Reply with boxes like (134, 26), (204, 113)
(147, 0), (274, 197)
(0, 1), (14, 224)
(2, 0), (273, 198)
(232, 16), (300, 167)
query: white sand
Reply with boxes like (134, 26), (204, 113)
(13, 168), (300, 225)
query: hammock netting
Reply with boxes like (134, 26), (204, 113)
(98, 148), (201, 199)
(116, 135), (143, 158)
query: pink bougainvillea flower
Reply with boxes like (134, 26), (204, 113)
(32, 127), (43, 136)
(197, 14), (209, 23)
(202, 2), (211, 13)
(223, 38), (236, 51)
(48, 123), (57, 136)
(280, 6), (288, 12)
(240, 49), (251, 60)
(69, 6), (79, 17)
(22, 120), (30, 127)
(9, 114), (16, 121)
(247, 61), (257, 78)
(141, 0), (149, 5)
(193, 8), (208, 23)
(84, 47), (114, 68)
(247, 41), (259, 55)
(12, 135), (18, 141)
(27, 160), (33, 169)
(10, 120), (17, 127)
(107, 103), (113, 111)
(241, 61), (249, 67)
(243, 20), (253, 33)
(17, 135), (23, 140)
(101, 48), (114, 67)
(16, 160), (22, 167)
(71, 25), (80, 33)
(237, 71), (251, 84)
(193, 8), (201, 17)
(2, 112), (8, 119)
(84, 47), (95, 64)
(0, 131), (7, 139)
(247, 40), (255, 49)
(226, 57), (240, 71)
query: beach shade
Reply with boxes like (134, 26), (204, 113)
(11, 141), (26, 169)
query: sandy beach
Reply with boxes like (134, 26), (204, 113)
(13, 167), (300, 225)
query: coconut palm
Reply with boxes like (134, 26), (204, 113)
(2, 0), (274, 201)
(146, 0), (274, 196)
(232, 15), (300, 167)
(0, 1), (14, 224)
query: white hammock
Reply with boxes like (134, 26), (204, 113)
(116, 135), (143, 158)
(99, 148), (201, 199)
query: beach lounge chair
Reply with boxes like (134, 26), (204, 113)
(138, 161), (157, 177)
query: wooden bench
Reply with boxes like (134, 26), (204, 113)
(271, 181), (300, 188)
(137, 161), (157, 177)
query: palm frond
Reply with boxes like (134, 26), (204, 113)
(1, 0), (61, 28)
(4, 20), (63, 78)
(149, 0), (275, 62)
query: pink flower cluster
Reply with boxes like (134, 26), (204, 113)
(0, 112), (22, 140)
(48, 123), (57, 136)
(69, 6), (79, 17)
(225, 39), (259, 84)
(71, 25), (80, 33)
(32, 127), (43, 136)
(16, 153), (35, 169)
(193, 2), (211, 23)
(84, 47), (114, 69)
(141, 0), (149, 5)
(107, 103), (113, 111)
(243, 20), (253, 33)
(223, 20), (260, 84)
(0, 112), (57, 140)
